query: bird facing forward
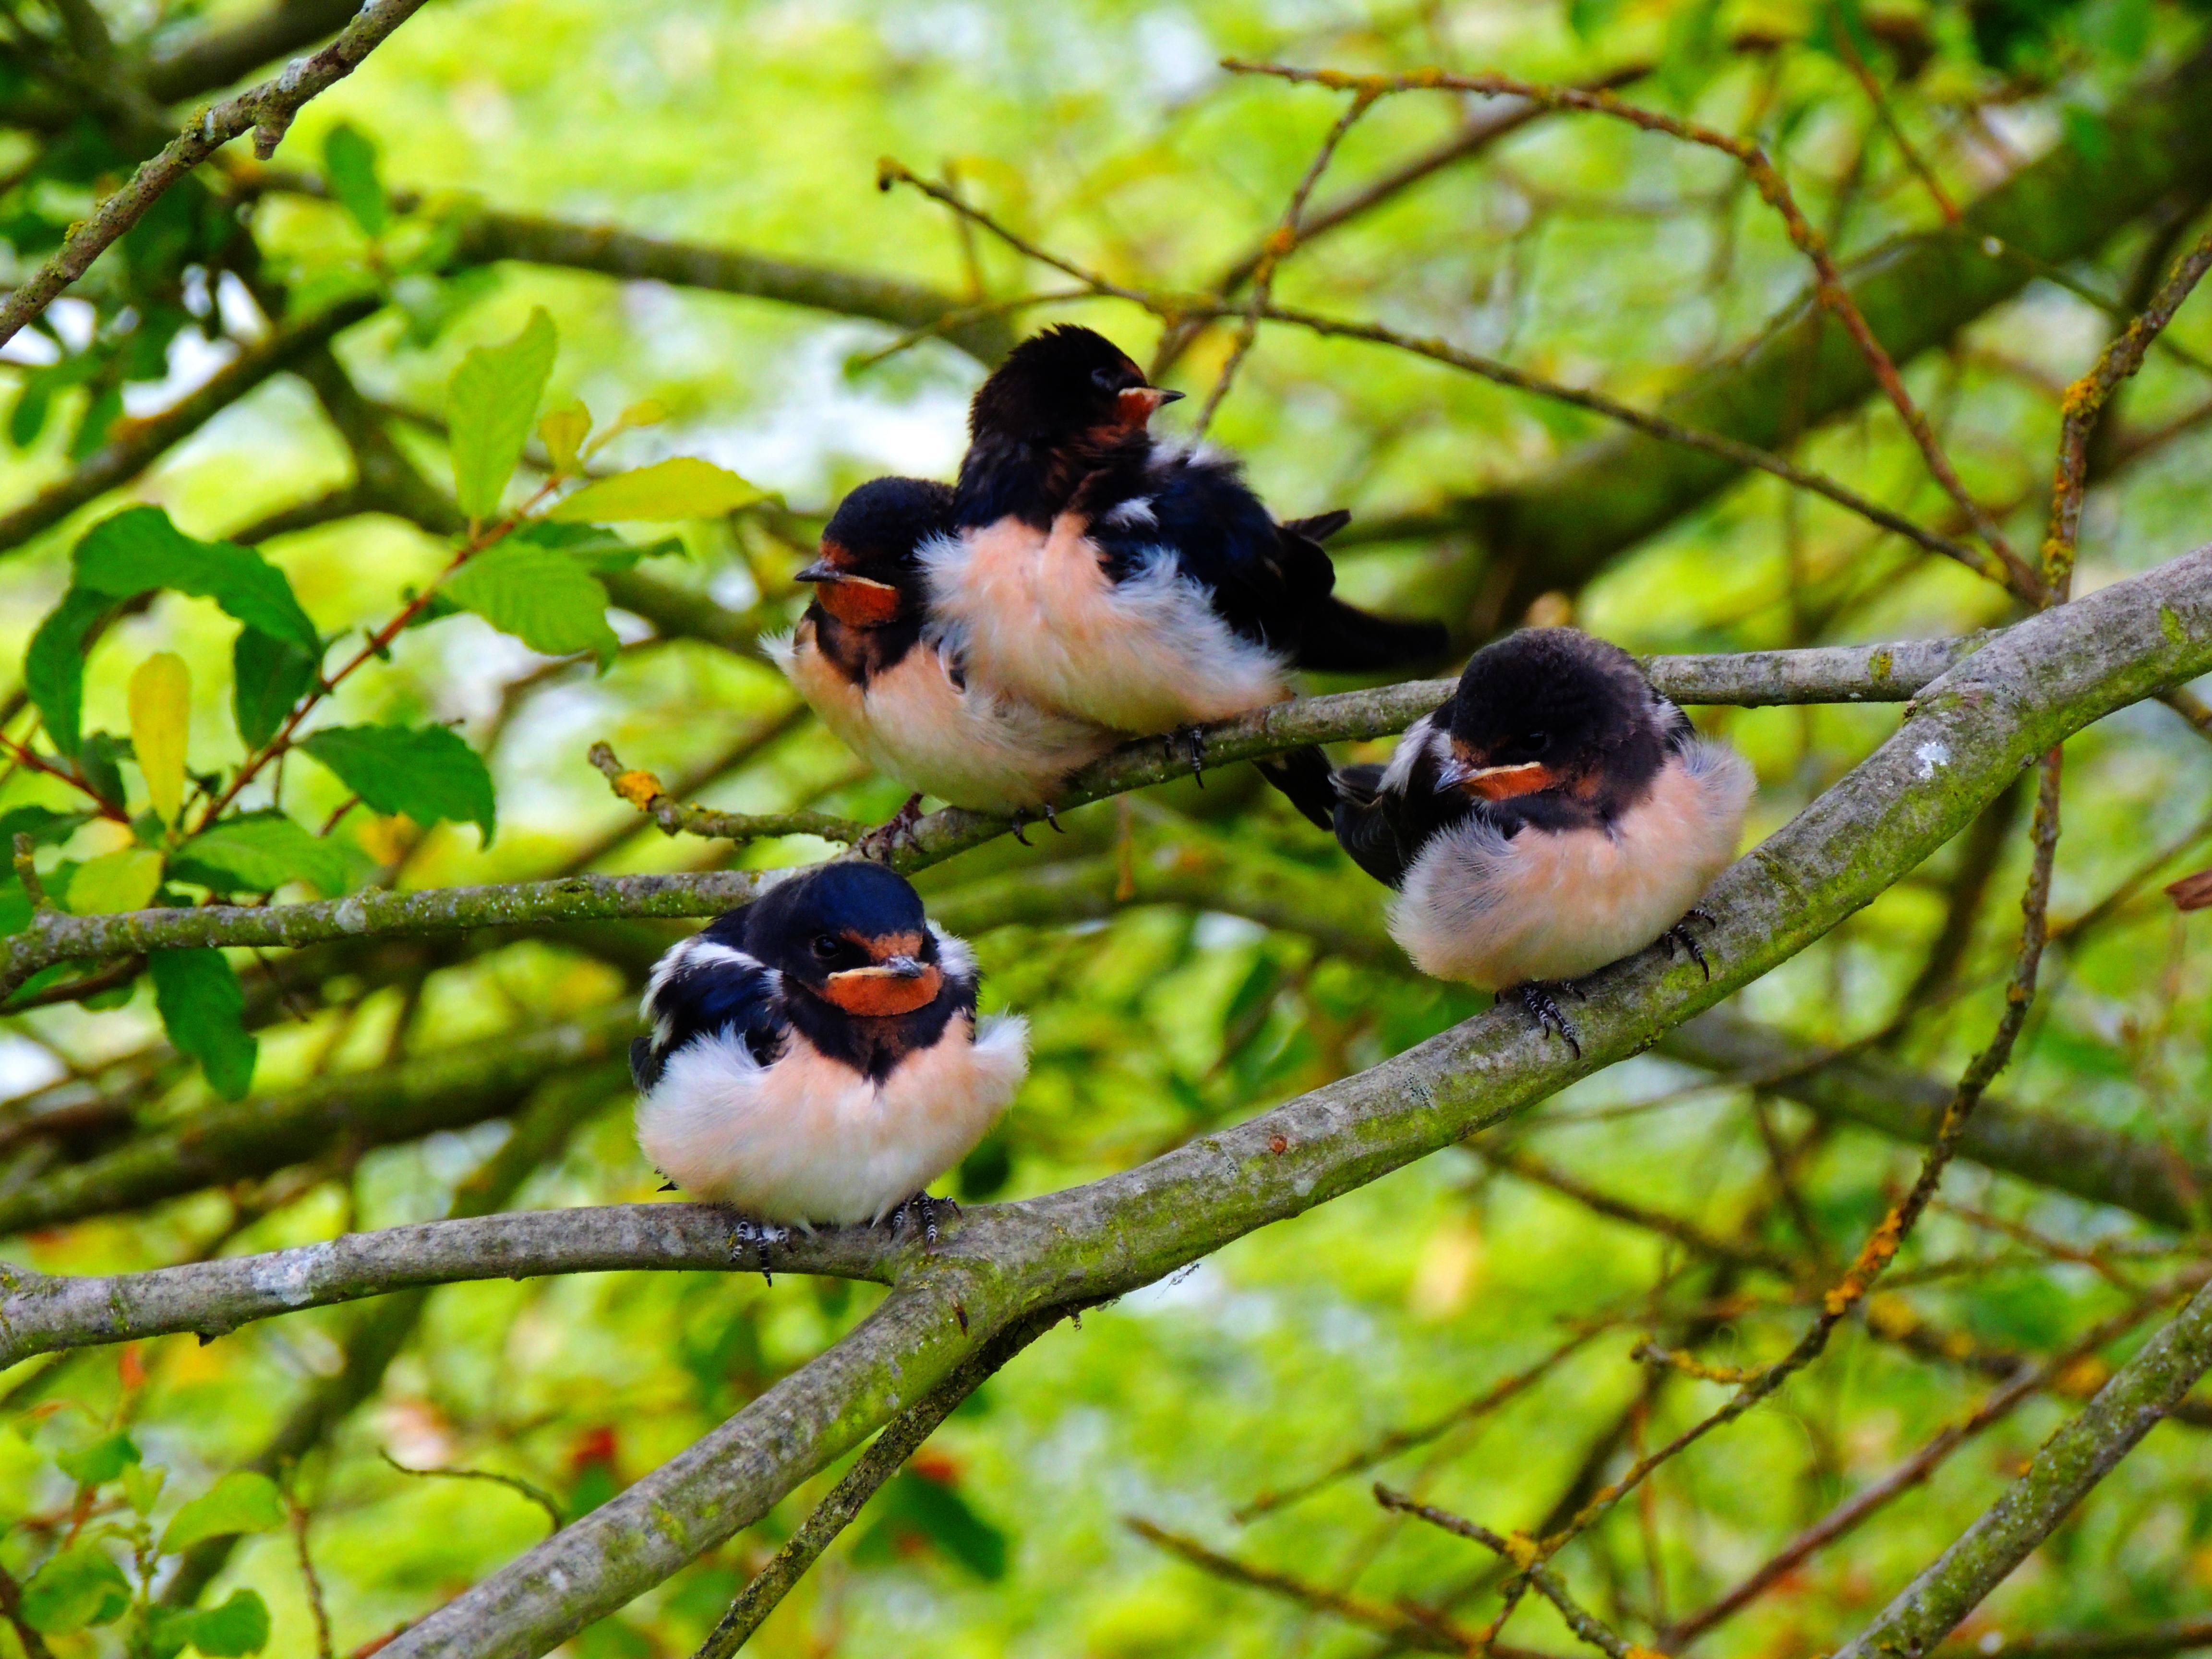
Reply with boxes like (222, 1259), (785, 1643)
(632, 862), (1026, 1245)
(768, 475), (1118, 837)
(925, 325), (1447, 745)
(1331, 628), (1754, 1050)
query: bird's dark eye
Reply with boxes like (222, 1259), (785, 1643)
(810, 934), (841, 961)
(1502, 730), (1551, 761)
(1091, 366), (1122, 392)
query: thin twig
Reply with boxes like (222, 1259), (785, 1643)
(585, 742), (867, 846)
(1224, 60), (2044, 601)
(1191, 88), (1377, 438)
(1376, 1488), (1645, 1659)
(876, 162), (1992, 578)
(2043, 228), (2212, 601)
(378, 1449), (565, 1535)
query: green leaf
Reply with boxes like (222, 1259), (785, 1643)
(232, 627), (321, 750)
(121, 1460), (167, 1516)
(0, 878), (30, 939)
(75, 731), (132, 814)
(0, 805), (90, 849)
(19, 1545), (130, 1634)
(322, 122), (387, 236)
(24, 585), (113, 756)
(145, 1591), (273, 1659)
(65, 847), (164, 915)
(510, 521), (683, 574)
(174, 811), (353, 898)
(159, 1469), (285, 1556)
(148, 948), (256, 1100)
(186, 1589), (272, 1657)
(444, 542), (619, 665)
(449, 307), (556, 521)
(545, 456), (765, 523)
(56, 1429), (140, 1486)
(72, 507), (320, 651)
(298, 724), (497, 845)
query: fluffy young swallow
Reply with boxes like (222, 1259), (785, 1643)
(632, 862), (1026, 1249)
(1332, 628), (1754, 1050)
(768, 476), (1118, 835)
(926, 325), (1447, 744)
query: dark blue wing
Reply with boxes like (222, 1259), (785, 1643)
(633, 920), (787, 1090)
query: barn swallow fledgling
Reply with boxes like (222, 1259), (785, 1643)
(768, 476), (1118, 842)
(1331, 629), (1754, 1052)
(632, 862), (1027, 1253)
(926, 325), (1447, 749)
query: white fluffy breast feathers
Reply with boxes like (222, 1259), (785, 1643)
(921, 518), (1288, 732)
(1389, 741), (1755, 990)
(636, 1012), (1029, 1227)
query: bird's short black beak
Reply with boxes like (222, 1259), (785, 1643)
(793, 559), (838, 584)
(1152, 387), (1186, 405)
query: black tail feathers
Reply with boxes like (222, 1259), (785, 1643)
(1296, 597), (1450, 674)
(1254, 745), (1338, 833)
(1281, 509), (1352, 544)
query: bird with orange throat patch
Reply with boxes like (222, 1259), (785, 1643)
(923, 324), (1447, 820)
(768, 475), (1119, 846)
(1330, 629), (1755, 1051)
(632, 862), (1026, 1258)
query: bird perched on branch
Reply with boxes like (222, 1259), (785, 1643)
(632, 862), (1026, 1256)
(923, 324), (1446, 801)
(1330, 629), (1754, 1052)
(768, 476), (1118, 844)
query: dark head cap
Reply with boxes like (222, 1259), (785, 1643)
(969, 324), (1183, 446)
(795, 476), (954, 628)
(747, 862), (945, 1018)
(1441, 629), (1663, 803)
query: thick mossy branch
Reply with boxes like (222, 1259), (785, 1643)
(0, 636), (1974, 998)
(369, 549), (2212, 1659)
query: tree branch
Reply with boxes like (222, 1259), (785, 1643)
(0, 635), (1979, 999)
(0, 1010), (636, 1238)
(0, 295), (382, 556)
(0, 0), (430, 351)
(1659, 1010), (2207, 1231)
(444, 209), (1013, 365)
(1835, 1274), (2212, 1659)
(330, 542), (2212, 1659)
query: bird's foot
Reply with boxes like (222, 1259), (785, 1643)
(1512, 982), (1583, 1058)
(1041, 801), (1065, 834)
(1663, 922), (1712, 981)
(1175, 726), (1206, 786)
(858, 793), (927, 864)
(1007, 809), (1034, 846)
(1663, 905), (1718, 980)
(727, 1214), (792, 1284)
(888, 1191), (960, 1249)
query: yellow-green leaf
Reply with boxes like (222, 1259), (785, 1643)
(66, 847), (164, 915)
(540, 402), (590, 475)
(128, 651), (191, 827)
(545, 457), (764, 523)
(449, 308), (557, 523)
(159, 1470), (285, 1556)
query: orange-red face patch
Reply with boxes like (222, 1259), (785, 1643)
(1461, 760), (1559, 801)
(821, 964), (943, 1017)
(816, 576), (903, 628)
